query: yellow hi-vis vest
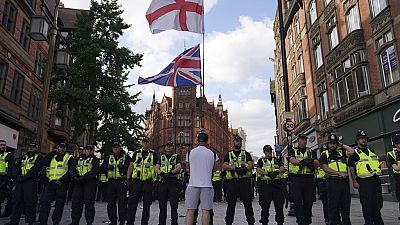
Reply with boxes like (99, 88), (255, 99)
(289, 148), (314, 175)
(160, 153), (179, 180)
(387, 149), (400, 174)
(316, 167), (326, 179)
(99, 173), (108, 182)
(323, 149), (348, 177)
(0, 152), (10, 175)
(47, 153), (72, 181)
(21, 154), (38, 176)
(226, 150), (251, 179)
(212, 170), (221, 181)
(132, 150), (155, 181)
(76, 157), (93, 177)
(354, 148), (382, 178)
(257, 157), (280, 180)
(108, 155), (126, 179)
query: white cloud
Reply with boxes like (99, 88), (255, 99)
(204, 16), (275, 84)
(225, 99), (276, 157)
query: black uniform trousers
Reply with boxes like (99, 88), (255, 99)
(316, 178), (329, 223)
(394, 174), (400, 201)
(225, 178), (255, 225)
(9, 179), (38, 223)
(0, 175), (9, 214)
(258, 180), (284, 225)
(127, 179), (153, 225)
(71, 179), (97, 224)
(107, 179), (128, 225)
(97, 182), (107, 202)
(212, 181), (222, 202)
(290, 176), (314, 225)
(158, 179), (179, 225)
(357, 176), (384, 225)
(38, 181), (69, 224)
(326, 178), (351, 225)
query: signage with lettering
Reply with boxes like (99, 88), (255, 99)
(394, 108), (400, 123)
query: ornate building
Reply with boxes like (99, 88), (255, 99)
(272, 0), (400, 199)
(145, 86), (231, 163)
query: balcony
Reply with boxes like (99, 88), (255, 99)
(332, 95), (375, 124)
(289, 73), (306, 97)
(326, 30), (365, 70)
(370, 6), (391, 36)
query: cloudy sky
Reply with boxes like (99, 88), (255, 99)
(63, 0), (277, 156)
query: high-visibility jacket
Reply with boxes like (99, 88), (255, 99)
(0, 151), (10, 175)
(99, 173), (108, 182)
(160, 153), (180, 180)
(226, 150), (251, 179)
(212, 170), (221, 181)
(76, 157), (93, 177)
(47, 153), (72, 181)
(108, 154), (126, 179)
(21, 154), (38, 176)
(256, 157), (280, 181)
(323, 149), (348, 177)
(354, 148), (382, 178)
(316, 167), (326, 179)
(289, 148), (314, 175)
(131, 150), (155, 181)
(387, 149), (400, 174)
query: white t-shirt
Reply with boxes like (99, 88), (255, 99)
(186, 146), (218, 188)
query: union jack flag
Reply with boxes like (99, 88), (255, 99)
(138, 44), (202, 87)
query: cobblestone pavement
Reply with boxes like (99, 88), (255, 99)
(1, 197), (399, 224)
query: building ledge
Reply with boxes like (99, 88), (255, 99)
(293, 118), (311, 135)
(289, 73), (306, 97)
(332, 95), (375, 124)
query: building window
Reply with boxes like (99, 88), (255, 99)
(292, 87), (308, 123)
(346, 6), (361, 33)
(184, 116), (190, 127)
(177, 116), (183, 126)
(34, 51), (46, 78)
(178, 132), (184, 144)
(10, 72), (24, 104)
(298, 54), (304, 73)
(292, 65), (297, 80)
(370, 0), (387, 17)
(376, 31), (399, 86)
(185, 103), (190, 108)
(288, 31), (293, 47)
(184, 132), (190, 144)
(26, 0), (35, 8)
(28, 88), (41, 120)
(324, 0), (332, 6)
(318, 83), (329, 120)
(196, 116), (200, 128)
(310, 0), (318, 24)
(294, 17), (300, 36)
(327, 17), (339, 50)
(313, 39), (323, 69)
(178, 102), (183, 109)
(1, 1), (17, 34)
(331, 51), (369, 108)
(20, 20), (31, 50)
(0, 60), (7, 94)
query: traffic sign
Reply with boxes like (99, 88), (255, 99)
(283, 121), (295, 132)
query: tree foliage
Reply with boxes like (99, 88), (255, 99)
(50, 0), (144, 154)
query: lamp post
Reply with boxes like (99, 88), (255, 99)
(31, 0), (61, 152)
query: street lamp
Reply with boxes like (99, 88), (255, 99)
(32, 0), (61, 153)
(56, 49), (70, 69)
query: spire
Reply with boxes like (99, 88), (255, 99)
(217, 90), (223, 111)
(152, 91), (156, 103)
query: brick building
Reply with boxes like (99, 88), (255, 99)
(0, 0), (82, 154)
(145, 86), (231, 163)
(272, 0), (400, 199)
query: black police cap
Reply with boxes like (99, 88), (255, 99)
(327, 133), (339, 143)
(298, 133), (308, 140)
(59, 143), (66, 148)
(28, 143), (38, 148)
(166, 140), (174, 146)
(85, 145), (94, 150)
(112, 142), (120, 147)
(198, 132), (208, 142)
(263, 145), (273, 152)
(233, 135), (243, 141)
(393, 134), (400, 145)
(142, 137), (151, 142)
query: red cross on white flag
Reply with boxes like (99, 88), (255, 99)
(146, 0), (204, 34)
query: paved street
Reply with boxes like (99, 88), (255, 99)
(1, 197), (399, 225)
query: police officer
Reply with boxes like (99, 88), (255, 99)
(38, 143), (74, 225)
(288, 133), (318, 225)
(101, 142), (130, 225)
(316, 144), (329, 224)
(320, 134), (354, 225)
(97, 158), (108, 202)
(212, 169), (222, 202)
(5, 143), (41, 225)
(256, 145), (284, 225)
(69, 145), (99, 225)
(0, 139), (14, 217)
(222, 135), (255, 225)
(126, 137), (156, 225)
(155, 140), (182, 225)
(387, 134), (400, 219)
(348, 130), (384, 225)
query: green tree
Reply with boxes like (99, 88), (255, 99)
(50, 0), (144, 155)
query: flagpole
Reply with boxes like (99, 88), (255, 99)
(200, 2), (205, 130)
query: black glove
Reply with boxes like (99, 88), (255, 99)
(160, 171), (167, 179)
(107, 165), (115, 171)
(235, 167), (248, 176)
(302, 158), (314, 166)
(269, 171), (280, 179)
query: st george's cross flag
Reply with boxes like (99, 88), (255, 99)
(146, 0), (204, 34)
(138, 44), (202, 87)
